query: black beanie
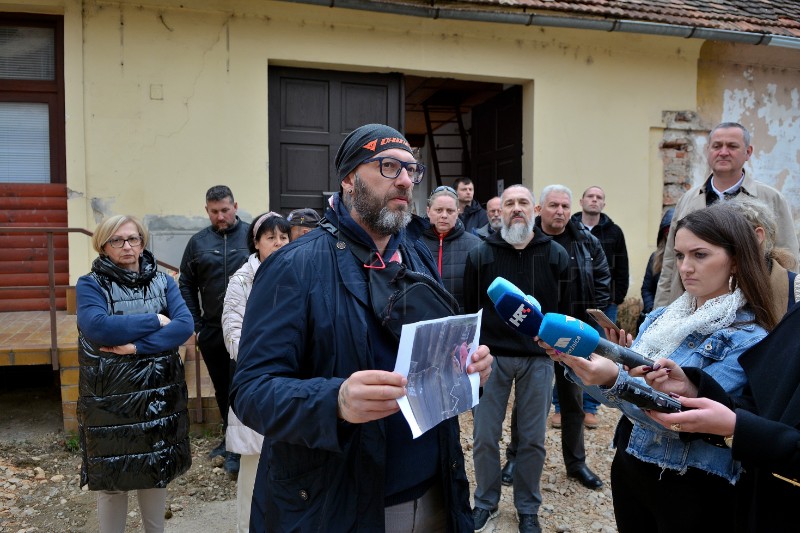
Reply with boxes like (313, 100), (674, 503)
(334, 124), (413, 182)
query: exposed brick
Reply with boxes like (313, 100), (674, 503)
(58, 348), (79, 367)
(60, 367), (79, 386)
(62, 401), (76, 419)
(63, 418), (78, 433)
(61, 384), (79, 402)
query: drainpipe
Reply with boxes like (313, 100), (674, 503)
(285, 0), (800, 50)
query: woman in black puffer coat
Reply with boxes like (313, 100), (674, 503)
(421, 187), (482, 312)
(76, 215), (193, 533)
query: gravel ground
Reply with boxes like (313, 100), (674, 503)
(0, 386), (619, 533)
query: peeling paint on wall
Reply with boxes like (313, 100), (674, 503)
(697, 41), (800, 241)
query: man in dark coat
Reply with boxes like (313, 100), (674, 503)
(232, 124), (493, 532)
(179, 185), (250, 476)
(571, 186), (629, 324)
(474, 196), (502, 240)
(454, 177), (489, 233)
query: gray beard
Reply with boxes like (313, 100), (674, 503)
(489, 219), (503, 231)
(501, 219), (534, 245)
(352, 176), (411, 235)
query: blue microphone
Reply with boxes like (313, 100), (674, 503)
(538, 313), (654, 368)
(487, 277), (545, 338)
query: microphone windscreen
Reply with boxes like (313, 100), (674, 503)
(537, 314), (600, 358)
(492, 291), (545, 338)
(487, 276), (524, 304)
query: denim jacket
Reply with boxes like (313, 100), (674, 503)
(569, 306), (767, 483)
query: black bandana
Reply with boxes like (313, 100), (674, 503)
(334, 124), (413, 182)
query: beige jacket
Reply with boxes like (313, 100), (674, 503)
(654, 173), (799, 309)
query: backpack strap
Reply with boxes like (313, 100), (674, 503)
(319, 217), (386, 269)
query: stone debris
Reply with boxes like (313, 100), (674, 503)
(2, 403), (621, 532)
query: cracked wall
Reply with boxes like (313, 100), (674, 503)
(696, 41), (800, 243)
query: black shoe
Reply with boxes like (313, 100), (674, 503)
(224, 452), (240, 480)
(518, 514), (541, 533)
(208, 438), (226, 459)
(472, 506), (498, 532)
(567, 464), (603, 490)
(501, 460), (515, 486)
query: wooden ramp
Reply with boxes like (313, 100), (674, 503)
(0, 311), (222, 433)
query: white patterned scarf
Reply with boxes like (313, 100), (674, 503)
(634, 288), (746, 360)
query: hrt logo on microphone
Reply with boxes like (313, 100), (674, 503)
(509, 303), (531, 327)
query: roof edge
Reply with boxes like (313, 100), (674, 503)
(280, 0), (800, 49)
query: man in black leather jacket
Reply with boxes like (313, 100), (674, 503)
(179, 185), (250, 473)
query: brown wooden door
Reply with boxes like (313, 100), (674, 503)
(471, 85), (523, 204)
(268, 67), (403, 212)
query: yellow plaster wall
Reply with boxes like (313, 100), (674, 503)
(8, 1), (701, 292)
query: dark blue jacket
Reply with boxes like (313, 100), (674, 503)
(420, 218), (482, 313)
(231, 199), (472, 532)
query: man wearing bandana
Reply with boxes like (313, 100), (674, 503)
(232, 124), (493, 531)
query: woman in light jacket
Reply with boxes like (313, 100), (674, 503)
(222, 212), (290, 533)
(76, 215), (193, 533)
(541, 204), (778, 533)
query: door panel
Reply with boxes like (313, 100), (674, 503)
(471, 85), (523, 203)
(269, 67), (402, 212)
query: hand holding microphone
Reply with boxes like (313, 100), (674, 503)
(537, 314), (655, 369)
(487, 277), (654, 369)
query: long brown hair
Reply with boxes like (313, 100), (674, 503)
(675, 204), (778, 331)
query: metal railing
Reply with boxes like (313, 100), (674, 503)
(0, 226), (179, 364)
(0, 226), (210, 423)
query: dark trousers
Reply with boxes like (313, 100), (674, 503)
(610, 437), (735, 532)
(197, 326), (231, 429)
(507, 365), (586, 471)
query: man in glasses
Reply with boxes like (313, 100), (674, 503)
(475, 196), (502, 240)
(454, 177), (489, 233)
(233, 124), (493, 532)
(179, 185), (250, 478)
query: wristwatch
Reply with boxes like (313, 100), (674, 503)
(724, 434), (734, 448)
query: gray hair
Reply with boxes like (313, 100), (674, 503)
(501, 184), (535, 203)
(710, 122), (751, 147)
(721, 196), (776, 252)
(539, 184), (573, 205)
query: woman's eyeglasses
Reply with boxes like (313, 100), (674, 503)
(362, 156), (425, 184)
(106, 236), (143, 248)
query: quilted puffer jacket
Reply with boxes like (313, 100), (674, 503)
(76, 250), (193, 491)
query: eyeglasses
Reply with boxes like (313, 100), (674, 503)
(106, 236), (143, 248)
(362, 156), (425, 184)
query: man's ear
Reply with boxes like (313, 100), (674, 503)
(341, 174), (354, 191)
(534, 204), (542, 215)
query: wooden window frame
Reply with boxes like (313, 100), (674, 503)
(0, 13), (66, 184)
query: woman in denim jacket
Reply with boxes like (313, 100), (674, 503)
(542, 205), (778, 533)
